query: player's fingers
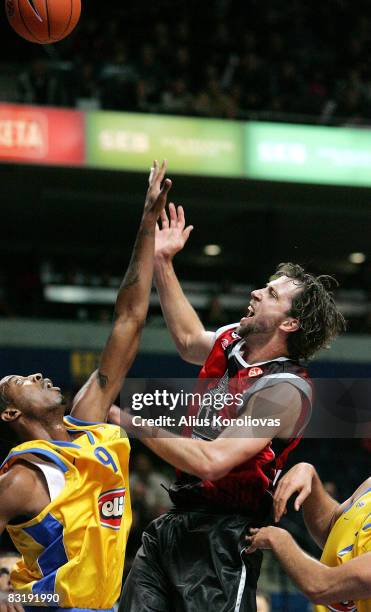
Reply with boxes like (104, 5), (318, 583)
(177, 205), (185, 228)
(157, 179), (172, 208)
(158, 159), (167, 184)
(148, 165), (155, 186)
(294, 486), (311, 511)
(274, 488), (290, 522)
(182, 225), (194, 242)
(149, 159), (159, 184)
(249, 528), (260, 535)
(160, 207), (169, 229)
(244, 539), (256, 554)
(14, 604), (25, 612)
(169, 202), (177, 227)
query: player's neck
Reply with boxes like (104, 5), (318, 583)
(242, 336), (288, 364)
(17, 412), (71, 443)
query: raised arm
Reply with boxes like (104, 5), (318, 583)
(71, 161), (172, 423)
(154, 203), (214, 365)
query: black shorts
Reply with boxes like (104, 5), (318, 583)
(119, 510), (263, 612)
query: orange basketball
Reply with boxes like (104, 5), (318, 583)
(5, 0), (81, 44)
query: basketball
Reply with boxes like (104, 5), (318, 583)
(5, 0), (81, 44)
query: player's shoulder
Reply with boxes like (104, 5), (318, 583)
(353, 477), (371, 500)
(64, 415), (126, 442)
(0, 460), (39, 493)
(214, 322), (239, 340)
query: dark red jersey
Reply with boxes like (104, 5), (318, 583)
(170, 324), (313, 515)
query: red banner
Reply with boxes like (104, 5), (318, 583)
(0, 104), (84, 165)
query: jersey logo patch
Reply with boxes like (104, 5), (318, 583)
(248, 367), (263, 377)
(221, 338), (230, 349)
(328, 602), (356, 611)
(98, 488), (125, 530)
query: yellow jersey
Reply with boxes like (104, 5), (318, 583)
(315, 486), (371, 612)
(0, 415), (132, 610)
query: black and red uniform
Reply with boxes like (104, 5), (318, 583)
(121, 324), (313, 612)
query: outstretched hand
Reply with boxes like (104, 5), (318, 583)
(144, 160), (172, 219)
(155, 202), (193, 260)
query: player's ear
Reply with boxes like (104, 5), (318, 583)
(280, 318), (300, 333)
(1, 407), (22, 423)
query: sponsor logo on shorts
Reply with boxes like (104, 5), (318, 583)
(98, 488), (125, 530)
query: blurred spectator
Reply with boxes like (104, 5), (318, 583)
(130, 453), (171, 517)
(161, 78), (193, 115)
(0, 568), (11, 592)
(74, 61), (101, 108)
(17, 59), (67, 106)
(206, 295), (227, 328)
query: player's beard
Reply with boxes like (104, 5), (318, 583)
(236, 317), (277, 338)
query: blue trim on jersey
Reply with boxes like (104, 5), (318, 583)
(64, 415), (104, 426)
(51, 441), (81, 449)
(362, 522), (371, 531)
(338, 544), (354, 557)
(32, 570), (57, 597)
(0, 449), (68, 473)
(24, 513), (68, 577)
(67, 428), (95, 445)
(342, 487), (371, 515)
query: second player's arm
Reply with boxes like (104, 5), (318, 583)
(71, 162), (172, 423)
(274, 465), (371, 549)
(154, 203), (214, 365)
(246, 526), (371, 605)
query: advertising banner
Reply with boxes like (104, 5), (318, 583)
(86, 111), (245, 178)
(245, 121), (371, 187)
(0, 103), (84, 165)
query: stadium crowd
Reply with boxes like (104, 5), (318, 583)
(4, 0), (371, 125)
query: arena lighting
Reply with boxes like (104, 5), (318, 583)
(203, 244), (222, 256)
(348, 252), (366, 264)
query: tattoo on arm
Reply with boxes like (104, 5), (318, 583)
(121, 272), (139, 290)
(142, 227), (155, 237)
(97, 371), (108, 388)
